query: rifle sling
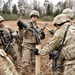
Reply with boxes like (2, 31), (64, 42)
(58, 25), (70, 54)
(29, 22), (40, 45)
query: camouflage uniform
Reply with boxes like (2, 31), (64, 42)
(54, 8), (75, 75)
(22, 22), (42, 75)
(0, 49), (19, 75)
(38, 14), (75, 75)
(22, 10), (45, 75)
(0, 16), (17, 65)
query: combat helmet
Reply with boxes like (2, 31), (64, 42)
(0, 16), (4, 22)
(29, 10), (39, 18)
(53, 14), (70, 26)
(62, 8), (74, 19)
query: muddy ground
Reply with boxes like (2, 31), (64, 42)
(4, 19), (56, 75)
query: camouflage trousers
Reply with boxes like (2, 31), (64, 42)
(0, 52), (19, 75)
(64, 64), (75, 75)
(0, 40), (17, 65)
(56, 59), (64, 75)
(15, 44), (22, 75)
(22, 43), (36, 75)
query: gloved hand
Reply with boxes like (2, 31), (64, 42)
(49, 30), (55, 35)
(49, 50), (58, 60)
(34, 48), (39, 55)
(40, 31), (45, 39)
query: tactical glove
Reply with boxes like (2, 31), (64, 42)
(40, 31), (45, 39)
(34, 48), (39, 55)
(49, 30), (55, 35)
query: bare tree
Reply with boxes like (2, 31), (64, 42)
(6, 0), (13, 12)
(0, 0), (4, 12)
(33, 0), (38, 10)
(72, 0), (75, 13)
(56, 1), (64, 12)
(66, 0), (73, 9)
(43, 0), (49, 14)
(18, 0), (28, 15)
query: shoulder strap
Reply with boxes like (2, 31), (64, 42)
(29, 22), (37, 32)
(62, 25), (70, 46)
(58, 25), (70, 54)
(28, 22), (40, 45)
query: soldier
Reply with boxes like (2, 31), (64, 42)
(0, 16), (17, 64)
(48, 8), (74, 75)
(34, 13), (75, 75)
(62, 8), (74, 24)
(22, 10), (45, 75)
(55, 8), (75, 75)
(48, 8), (74, 36)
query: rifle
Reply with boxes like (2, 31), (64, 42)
(17, 19), (47, 35)
(49, 49), (62, 75)
(49, 25), (70, 75)
(4, 31), (13, 52)
(17, 19), (40, 44)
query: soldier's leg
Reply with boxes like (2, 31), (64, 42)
(54, 53), (64, 75)
(64, 64), (75, 75)
(30, 50), (35, 75)
(16, 44), (22, 75)
(22, 47), (31, 75)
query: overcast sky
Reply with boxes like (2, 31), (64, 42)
(5, 0), (66, 5)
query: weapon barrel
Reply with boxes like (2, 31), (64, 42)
(17, 19), (28, 29)
(41, 23), (47, 30)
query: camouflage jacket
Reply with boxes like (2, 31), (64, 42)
(39, 22), (75, 61)
(0, 24), (14, 48)
(22, 21), (43, 44)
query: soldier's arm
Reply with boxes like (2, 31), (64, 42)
(38, 28), (64, 56)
